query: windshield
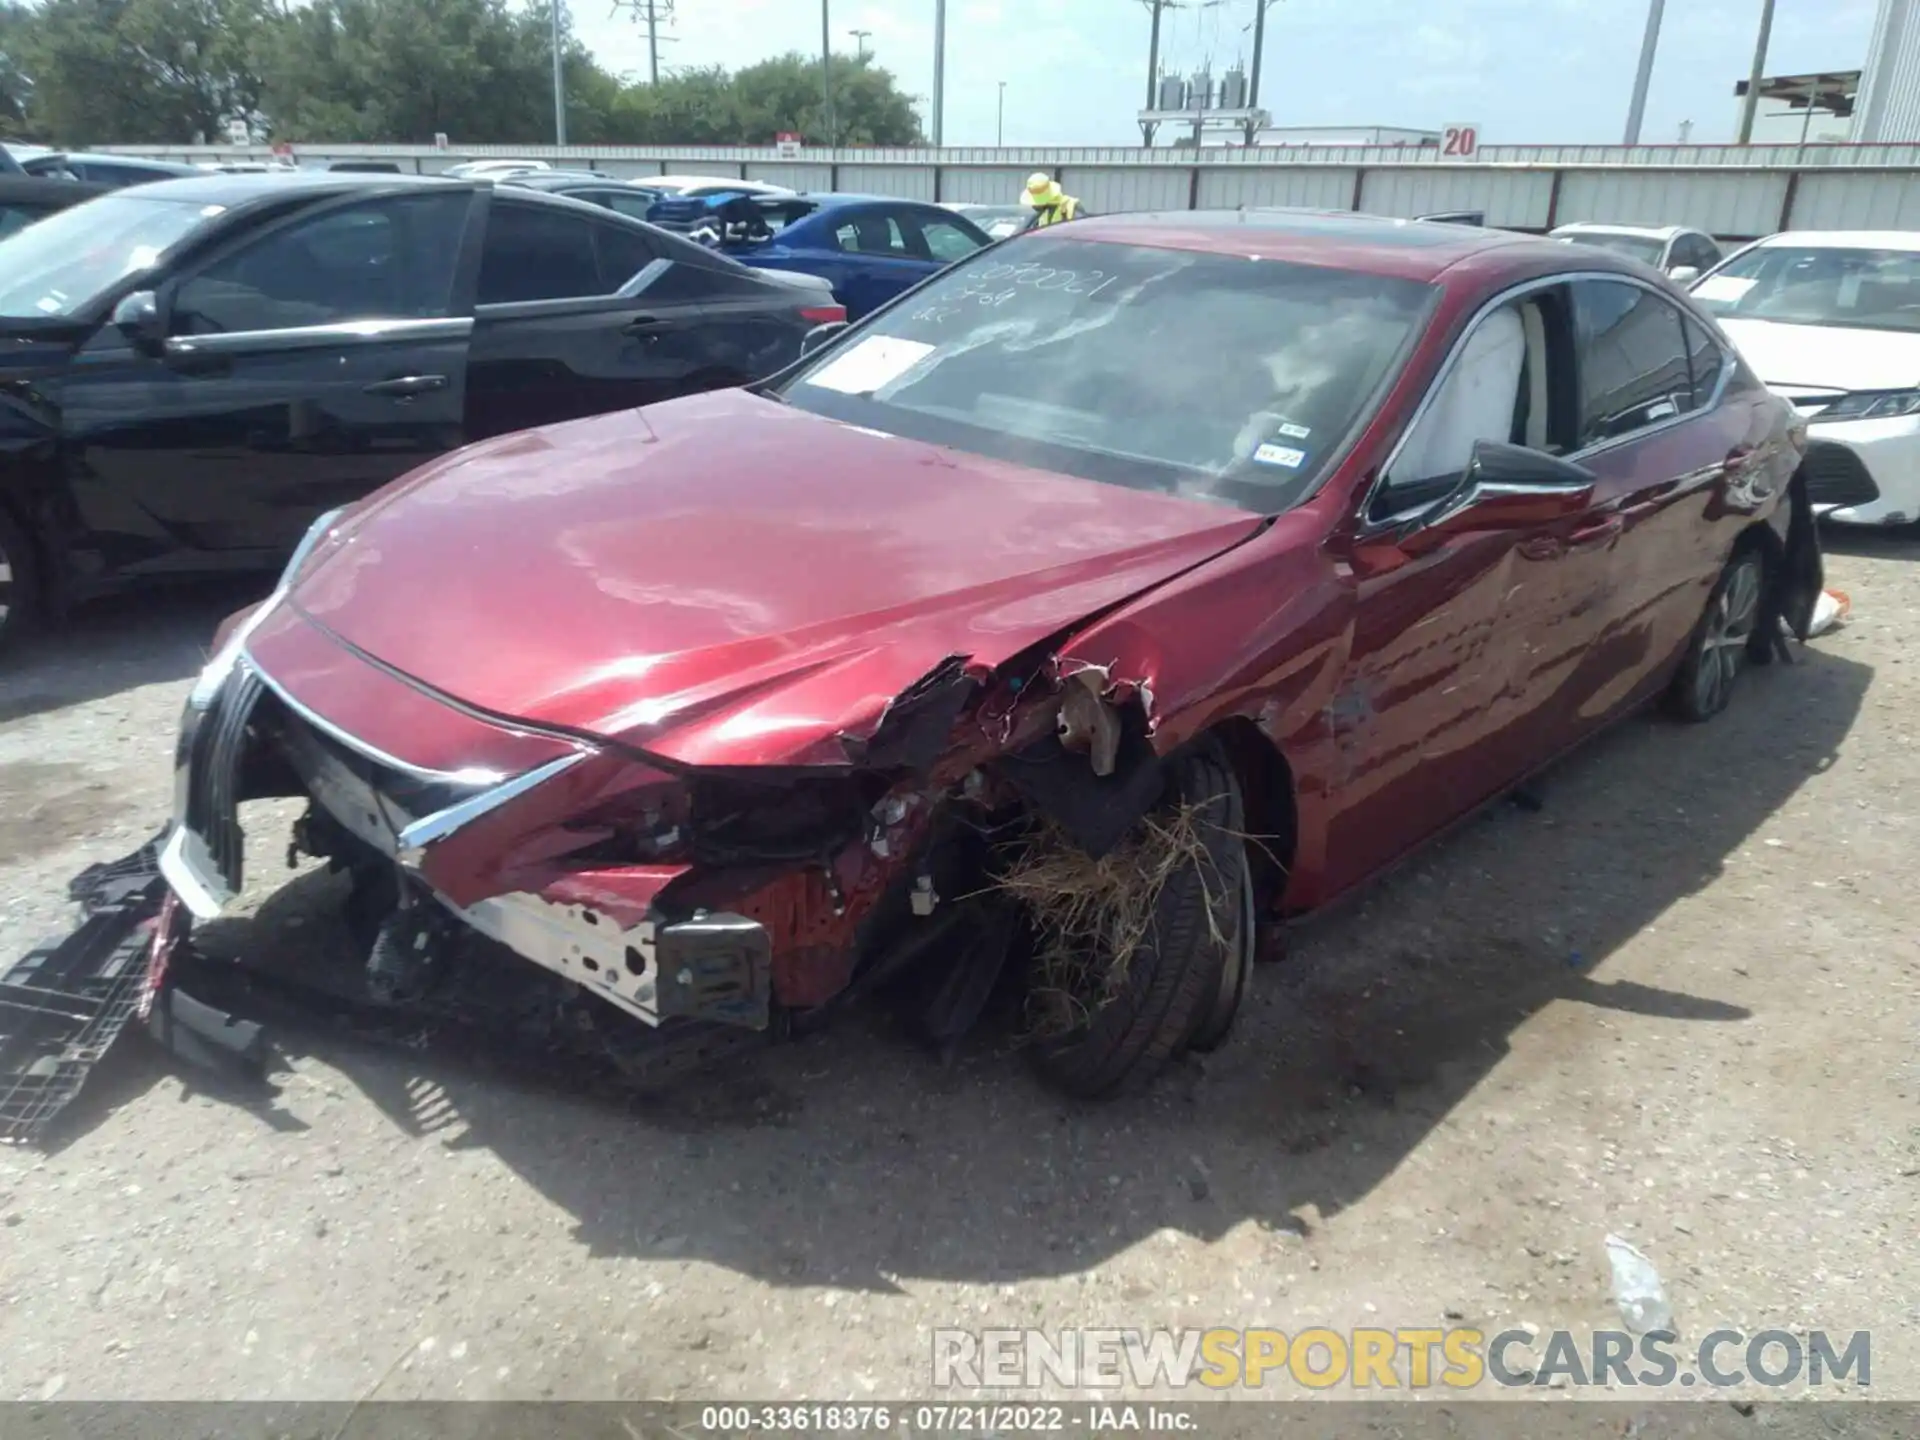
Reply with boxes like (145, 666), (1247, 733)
(1560, 231), (1666, 266)
(1690, 245), (1920, 332)
(0, 193), (212, 319)
(773, 237), (1436, 510)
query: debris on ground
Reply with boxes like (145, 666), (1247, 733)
(1605, 1232), (1675, 1336)
(1809, 588), (1852, 637)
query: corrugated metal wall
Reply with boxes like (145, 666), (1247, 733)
(936, 166), (1034, 203)
(102, 141), (1920, 239)
(1556, 170), (1788, 237)
(735, 163), (836, 191)
(1194, 165), (1354, 209)
(1056, 165), (1191, 213)
(1791, 170), (1920, 228)
(1357, 167), (1554, 228)
(843, 164), (936, 200)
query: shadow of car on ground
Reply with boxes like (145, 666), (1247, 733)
(52, 644), (1872, 1291)
(0, 578), (265, 725)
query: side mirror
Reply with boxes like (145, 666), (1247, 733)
(1406, 440), (1596, 547)
(111, 290), (166, 353)
(800, 320), (847, 357)
(1668, 264), (1701, 284)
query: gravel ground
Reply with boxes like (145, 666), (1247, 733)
(1, 539), (1916, 1407)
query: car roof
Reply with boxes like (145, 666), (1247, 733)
(651, 175), (792, 193)
(1552, 221), (1686, 240)
(1749, 230), (1920, 252)
(501, 171), (620, 187)
(1049, 208), (1552, 282)
(102, 169), (476, 207)
(34, 152), (201, 173)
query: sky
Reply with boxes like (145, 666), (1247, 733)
(572, 0), (1884, 148)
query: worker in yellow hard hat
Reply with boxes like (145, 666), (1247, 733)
(1020, 171), (1080, 226)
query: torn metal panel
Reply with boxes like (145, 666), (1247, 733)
(840, 653), (979, 772)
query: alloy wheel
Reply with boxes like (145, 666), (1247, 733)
(1693, 555), (1762, 716)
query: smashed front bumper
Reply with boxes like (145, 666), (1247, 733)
(159, 653), (775, 1032)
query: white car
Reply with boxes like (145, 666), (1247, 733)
(441, 159), (553, 179)
(645, 174), (794, 198)
(1550, 222), (1724, 282)
(1693, 231), (1920, 526)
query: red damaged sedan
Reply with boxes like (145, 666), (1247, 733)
(144, 210), (1821, 1099)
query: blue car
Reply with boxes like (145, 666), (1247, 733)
(649, 191), (993, 320)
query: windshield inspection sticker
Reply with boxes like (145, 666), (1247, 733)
(1275, 422), (1312, 440)
(1254, 443), (1308, 469)
(804, 336), (936, 395)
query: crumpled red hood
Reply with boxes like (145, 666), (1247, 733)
(284, 389), (1262, 768)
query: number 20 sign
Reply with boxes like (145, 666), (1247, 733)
(1441, 123), (1481, 160)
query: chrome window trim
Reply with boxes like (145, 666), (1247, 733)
(239, 647), (515, 788)
(1362, 268), (1735, 531)
(164, 316), (473, 358)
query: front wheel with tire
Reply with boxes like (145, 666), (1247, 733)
(0, 505), (39, 654)
(1022, 739), (1249, 1098)
(1668, 546), (1765, 723)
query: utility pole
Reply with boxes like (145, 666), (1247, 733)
(611, 0), (679, 84)
(849, 28), (870, 57)
(821, 0), (836, 147)
(997, 80), (1006, 146)
(1139, 0), (1185, 146)
(551, 0), (567, 145)
(1246, 0), (1280, 145)
(932, 0), (947, 147)
(1621, 0), (1664, 145)
(1736, 0), (1778, 145)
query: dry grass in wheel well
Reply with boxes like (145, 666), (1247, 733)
(994, 802), (1230, 1041)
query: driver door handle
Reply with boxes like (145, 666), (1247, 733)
(621, 314), (667, 336)
(362, 374), (448, 401)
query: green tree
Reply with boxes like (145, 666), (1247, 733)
(22, 0), (269, 144)
(257, 0), (621, 144)
(730, 51), (923, 147)
(0, 2), (35, 136)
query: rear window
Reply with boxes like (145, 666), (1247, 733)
(774, 236), (1437, 511)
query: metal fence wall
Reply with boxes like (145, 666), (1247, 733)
(103, 141), (1920, 238)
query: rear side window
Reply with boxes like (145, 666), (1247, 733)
(1682, 314), (1727, 405)
(1684, 234), (1723, 271)
(1572, 279), (1695, 446)
(917, 216), (985, 263)
(834, 213), (910, 256)
(593, 222), (661, 292)
(478, 202), (601, 304)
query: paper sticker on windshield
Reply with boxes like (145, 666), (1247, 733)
(805, 336), (936, 395)
(1254, 443), (1307, 469)
(1692, 275), (1755, 303)
(1275, 422), (1312, 440)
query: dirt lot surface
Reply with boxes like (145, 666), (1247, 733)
(1, 539), (1916, 1410)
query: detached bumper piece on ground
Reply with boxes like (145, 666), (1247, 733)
(0, 837), (265, 1145)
